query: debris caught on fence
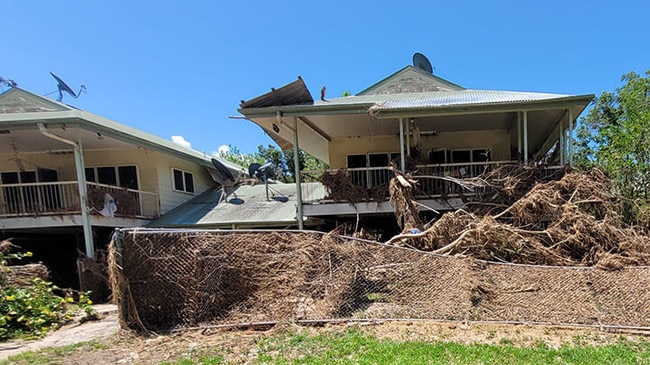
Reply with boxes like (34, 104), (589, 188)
(109, 229), (650, 333)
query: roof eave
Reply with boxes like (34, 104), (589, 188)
(238, 102), (373, 118)
(370, 94), (595, 119)
(0, 109), (242, 172)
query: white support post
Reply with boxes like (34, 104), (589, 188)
(293, 116), (304, 230)
(568, 109), (574, 166)
(399, 118), (406, 172)
(559, 117), (564, 165)
(74, 143), (94, 259)
(517, 112), (522, 161)
(38, 123), (94, 259)
(406, 119), (411, 157)
(523, 111), (529, 164)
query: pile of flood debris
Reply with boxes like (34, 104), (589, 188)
(387, 166), (650, 268)
(0, 239), (49, 287)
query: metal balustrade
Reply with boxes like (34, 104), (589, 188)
(0, 181), (159, 218)
(414, 160), (518, 196)
(301, 161), (522, 203)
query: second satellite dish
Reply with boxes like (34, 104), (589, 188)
(50, 72), (86, 102)
(211, 158), (236, 183)
(412, 53), (433, 74)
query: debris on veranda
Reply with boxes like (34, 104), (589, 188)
(386, 166), (650, 268)
(319, 169), (390, 204)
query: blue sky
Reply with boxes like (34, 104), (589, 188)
(2, 0), (648, 155)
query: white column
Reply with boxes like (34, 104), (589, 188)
(517, 112), (522, 161)
(559, 116), (564, 165)
(74, 142), (95, 259)
(568, 109), (574, 166)
(399, 118), (406, 172)
(523, 111), (529, 164)
(406, 120), (411, 157)
(292, 117), (304, 230)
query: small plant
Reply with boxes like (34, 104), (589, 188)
(1, 251), (94, 341)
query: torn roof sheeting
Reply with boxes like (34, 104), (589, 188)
(240, 77), (314, 109)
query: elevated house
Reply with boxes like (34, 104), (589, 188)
(237, 57), (594, 229)
(0, 87), (243, 287)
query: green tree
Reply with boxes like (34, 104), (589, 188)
(219, 145), (264, 167)
(219, 144), (328, 183)
(575, 70), (650, 203)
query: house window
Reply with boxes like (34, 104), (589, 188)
(428, 149), (447, 164)
(1, 169), (61, 213)
(85, 165), (139, 189)
(450, 150), (471, 163)
(346, 155), (367, 169)
(449, 148), (489, 163)
(346, 153), (396, 188)
(172, 168), (194, 193)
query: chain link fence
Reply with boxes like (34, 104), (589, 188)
(109, 228), (650, 332)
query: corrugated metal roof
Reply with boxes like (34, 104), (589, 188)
(148, 182), (327, 228)
(0, 88), (245, 177)
(316, 89), (573, 110)
(240, 77), (313, 109)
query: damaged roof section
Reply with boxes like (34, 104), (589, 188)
(147, 182), (327, 229)
(239, 76), (314, 109)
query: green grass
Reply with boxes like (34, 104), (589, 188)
(2, 329), (648, 365)
(0, 341), (107, 365)
(253, 329), (650, 365)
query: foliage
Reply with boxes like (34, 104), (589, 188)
(219, 144), (328, 183)
(575, 71), (650, 208)
(0, 251), (94, 341)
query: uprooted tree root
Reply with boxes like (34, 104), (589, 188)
(388, 167), (650, 268)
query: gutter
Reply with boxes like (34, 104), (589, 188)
(37, 123), (95, 259)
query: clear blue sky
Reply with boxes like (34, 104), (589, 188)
(3, 0), (648, 155)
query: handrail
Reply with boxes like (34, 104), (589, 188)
(0, 181), (159, 218)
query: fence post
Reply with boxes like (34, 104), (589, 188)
(112, 229), (129, 328)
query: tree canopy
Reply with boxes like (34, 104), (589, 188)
(575, 70), (650, 204)
(219, 144), (328, 183)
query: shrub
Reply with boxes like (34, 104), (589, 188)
(1, 251), (94, 341)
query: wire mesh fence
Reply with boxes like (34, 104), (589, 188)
(109, 228), (650, 332)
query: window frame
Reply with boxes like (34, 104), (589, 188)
(171, 168), (195, 194)
(85, 165), (140, 189)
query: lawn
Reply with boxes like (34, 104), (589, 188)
(2, 324), (649, 365)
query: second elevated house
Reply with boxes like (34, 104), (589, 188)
(238, 58), (594, 226)
(0, 87), (243, 287)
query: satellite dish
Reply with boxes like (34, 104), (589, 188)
(249, 161), (284, 201)
(211, 158), (236, 183)
(248, 163), (261, 180)
(0, 76), (17, 88)
(249, 161), (276, 182)
(50, 72), (86, 102)
(412, 53), (433, 74)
